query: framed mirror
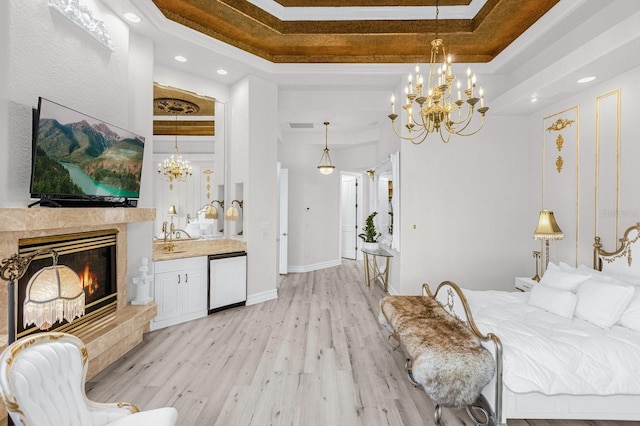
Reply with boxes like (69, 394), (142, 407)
(372, 151), (399, 250)
(152, 83), (225, 239)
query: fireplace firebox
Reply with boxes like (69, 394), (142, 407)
(16, 230), (118, 339)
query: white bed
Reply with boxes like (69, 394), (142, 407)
(429, 223), (640, 425)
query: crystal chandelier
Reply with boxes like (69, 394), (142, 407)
(317, 121), (335, 175)
(388, 1), (488, 144)
(157, 114), (193, 184)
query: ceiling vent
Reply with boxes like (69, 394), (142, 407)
(288, 122), (315, 129)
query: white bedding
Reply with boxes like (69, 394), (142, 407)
(464, 289), (640, 396)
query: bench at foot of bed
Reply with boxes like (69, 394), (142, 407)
(378, 288), (496, 425)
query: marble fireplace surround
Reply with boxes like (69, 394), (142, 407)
(0, 207), (157, 380)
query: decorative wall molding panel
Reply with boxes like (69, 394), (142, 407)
(48, 0), (114, 51)
(596, 89), (621, 248)
(542, 106), (580, 265)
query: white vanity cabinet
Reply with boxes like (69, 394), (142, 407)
(151, 256), (208, 330)
(208, 252), (247, 312)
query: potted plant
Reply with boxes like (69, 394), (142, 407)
(359, 212), (381, 250)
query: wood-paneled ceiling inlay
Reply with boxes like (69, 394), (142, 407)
(151, 0), (560, 64)
(153, 83), (215, 116)
(274, 0), (471, 6)
(153, 119), (215, 137)
(154, 98), (200, 115)
(153, 83), (216, 136)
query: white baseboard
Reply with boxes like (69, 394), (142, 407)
(387, 284), (399, 295)
(246, 288), (278, 306)
(286, 258), (341, 273)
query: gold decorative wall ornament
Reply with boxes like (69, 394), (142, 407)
(387, 0), (488, 144)
(542, 106), (579, 266)
(203, 169), (214, 199)
(546, 118), (575, 132)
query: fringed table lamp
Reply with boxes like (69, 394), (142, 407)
(0, 249), (84, 344)
(533, 209), (564, 272)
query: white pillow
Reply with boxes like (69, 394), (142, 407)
(618, 288), (640, 331)
(575, 279), (635, 328)
(559, 261), (577, 272)
(546, 262), (560, 272)
(539, 265), (591, 292)
(577, 264), (640, 286)
(528, 284), (578, 319)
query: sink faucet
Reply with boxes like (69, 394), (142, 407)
(161, 221), (175, 252)
(161, 221), (192, 252)
(172, 226), (192, 239)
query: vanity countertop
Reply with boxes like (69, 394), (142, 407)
(152, 238), (246, 261)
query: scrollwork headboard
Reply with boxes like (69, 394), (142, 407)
(593, 222), (640, 277)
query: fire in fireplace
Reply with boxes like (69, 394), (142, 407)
(16, 230), (118, 339)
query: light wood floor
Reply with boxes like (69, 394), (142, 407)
(86, 260), (636, 426)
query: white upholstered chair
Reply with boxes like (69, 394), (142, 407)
(0, 332), (178, 426)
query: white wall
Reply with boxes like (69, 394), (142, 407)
(278, 110), (530, 293)
(277, 130), (398, 272)
(124, 31), (155, 299)
(231, 75), (279, 303)
(277, 86), (397, 272)
(278, 141), (342, 271)
(526, 65), (640, 269)
(398, 115), (530, 294)
(4, 0), (132, 205)
(0, 0), (9, 201)
(1, 0), (155, 300)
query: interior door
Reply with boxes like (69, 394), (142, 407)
(341, 174), (358, 259)
(278, 168), (289, 274)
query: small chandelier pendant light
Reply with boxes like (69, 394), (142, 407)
(388, 0), (489, 144)
(318, 121), (335, 175)
(156, 98), (197, 188)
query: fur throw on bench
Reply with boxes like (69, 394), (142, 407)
(379, 295), (494, 408)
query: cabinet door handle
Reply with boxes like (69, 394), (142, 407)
(185, 273), (189, 283)
(177, 274), (181, 284)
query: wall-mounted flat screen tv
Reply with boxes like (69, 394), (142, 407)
(30, 97), (145, 207)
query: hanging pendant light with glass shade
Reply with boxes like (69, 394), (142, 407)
(317, 121), (335, 175)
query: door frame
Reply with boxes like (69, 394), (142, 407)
(340, 171), (363, 261)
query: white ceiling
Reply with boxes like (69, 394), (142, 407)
(103, 0), (640, 146)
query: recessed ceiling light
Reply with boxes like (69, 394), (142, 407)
(174, 55), (187, 63)
(217, 69), (228, 75)
(530, 98), (538, 103)
(123, 12), (141, 23)
(577, 76), (596, 83)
